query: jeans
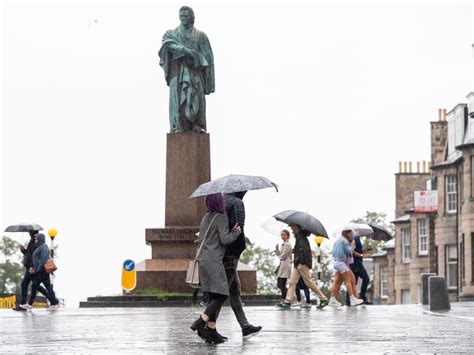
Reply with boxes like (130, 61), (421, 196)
(20, 270), (49, 305)
(204, 293), (227, 322)
(222, 256), (250, 329)
(296, 278), (310, 303)
(286, 264), (327, 303)
(277, 277), (287, 300)
(29, 271), (58, 306)
(346, 263), (370, 304)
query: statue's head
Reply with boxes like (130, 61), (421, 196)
(179, 6), (195, 27)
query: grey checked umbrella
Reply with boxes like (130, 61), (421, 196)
(189, 174), (278, 198)
(4, 223), (43, 233)
(362, 222), (393, 241)
(273, 210), (329, 239)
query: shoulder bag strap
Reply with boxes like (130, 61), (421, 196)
(194, 213), (219, 260)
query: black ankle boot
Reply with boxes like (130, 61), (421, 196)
(190, 316), (206, 332)
(204, 327), (225, 345)
(215, 329), (228, 341)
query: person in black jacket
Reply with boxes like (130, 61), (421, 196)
(277, 224), (329, 310)
(18, 231), (49, 310)
(222, 192), (262, 340)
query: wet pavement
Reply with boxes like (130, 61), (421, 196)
(1, 303), (474, 353)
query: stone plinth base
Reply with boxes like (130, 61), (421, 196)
(136, 259), (257, 293)
(146, 227), (198, 259)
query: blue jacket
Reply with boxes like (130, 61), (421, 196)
(32, 234), (49, 272)
(333, 236), (353, 262)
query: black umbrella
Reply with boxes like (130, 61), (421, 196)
(273, 210), (329, 239)
(362, 222), (393, 241)
(4, 224), (43, 233)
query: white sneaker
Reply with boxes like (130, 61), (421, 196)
(300, 302), (312, 309)
(328, 298), (342, 308)
(291, 302), (303, 308)
(350, 296), (364, 306)
(48, 305), (59, 311)
(19, 304), (32, 311)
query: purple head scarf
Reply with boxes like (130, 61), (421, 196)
(205, 193), (225, 214)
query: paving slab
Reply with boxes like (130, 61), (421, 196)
(1, 303), (474, 353)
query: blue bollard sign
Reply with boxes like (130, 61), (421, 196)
(121, 259), (136, 293)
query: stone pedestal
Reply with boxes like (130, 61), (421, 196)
(135, 132), (256, 294)
(165, 133), (210, 227)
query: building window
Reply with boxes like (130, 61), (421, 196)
(417, 219), (428, 256)
(401, 289), (411, 304)
(402, 228), (411, 262)
(446, 244), (458, 289)
(380, 266), (388, 299)
(445, 175), (458, 213)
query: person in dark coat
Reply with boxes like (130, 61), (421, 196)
(27, 234), (59, 310)
(190, 193), (241, 345)
(18, 231), (49, 311)
(278, 224), (329, 309)
(222, 192), (262, 339)
(345, 234), (371, 305)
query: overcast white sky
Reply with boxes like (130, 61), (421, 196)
(1, 1), (473, 306)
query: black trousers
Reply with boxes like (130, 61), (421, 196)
(277, 277), (287, 299)
(204, 293), (227, 322)
(345, 263), (370, 304)
(29, 271), (58, 306)
(20, 270), (49, 305)
(296, 278), (310, 303)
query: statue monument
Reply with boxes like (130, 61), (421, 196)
(158, 6), (214, 133)
(134, 6), (256, 293)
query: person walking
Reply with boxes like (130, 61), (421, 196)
(345, 233), (371, 305)
(295, 278), (312, 309)
(27, 234), (59, 310)
(277, 224), (329, 310)
(328, 229), (364, 307)
(18, 231), (50, 311)
(275, 229), (292, 302)
(222, 192), (262, 339)
(190, 193), (241, 345)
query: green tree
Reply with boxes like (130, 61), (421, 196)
(0, 236), (24, 293)
(352, 211), (394, 254)
(240, 244), (278, 294)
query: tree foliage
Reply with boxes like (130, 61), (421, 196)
(240, 244), (278, 294)
(0, 236), (24, 293)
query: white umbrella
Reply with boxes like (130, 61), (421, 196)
(333, 223), (374, 238)
(260, 218), (290, 237)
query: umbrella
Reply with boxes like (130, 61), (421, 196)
(333, 223), (374, 238)
(4, 224), (43, 233)
(189, 174), (278, 198)
(361, 221), (393, 241)
(260, 218), (290, 237)
(273, 210), (329, 239)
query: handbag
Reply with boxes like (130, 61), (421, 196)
(44, 259), (57, 273)
(186, 213), (218, 289)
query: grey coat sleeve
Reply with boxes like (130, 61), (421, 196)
(216, 214), (239, 245)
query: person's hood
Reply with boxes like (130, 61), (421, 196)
(35, 233), (46, 245)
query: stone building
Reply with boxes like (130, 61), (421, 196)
(373, 95), (474, 304)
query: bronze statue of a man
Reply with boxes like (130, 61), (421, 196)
(158, 6), (215, 133)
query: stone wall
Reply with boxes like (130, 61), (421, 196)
(395, 173), (430, 218)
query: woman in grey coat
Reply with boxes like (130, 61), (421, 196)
(190, 193), (241, 344)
